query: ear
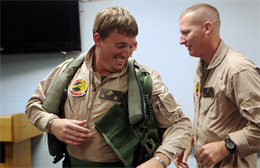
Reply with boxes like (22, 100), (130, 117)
(133, 42), (137, 51)
(94, 33), (102, 47)
(204, 21), (212, 35)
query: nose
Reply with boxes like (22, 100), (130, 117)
(122, 47), (133, 58)
(179, 35), (186, 45)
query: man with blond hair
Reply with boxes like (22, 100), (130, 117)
(175, 3), (260, 168)
(25, 6), (192, 168)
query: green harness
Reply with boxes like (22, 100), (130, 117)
(42, 55), (165, 167)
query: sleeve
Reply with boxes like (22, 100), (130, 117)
(25, 60), (70, 132)
(227, 67), (260, 158)
(150, 70), (193, 162)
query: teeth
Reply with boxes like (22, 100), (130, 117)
(116, 58), (124, 62)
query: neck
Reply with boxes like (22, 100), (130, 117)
(203, 37), (221, 64)
(93, 50), (110, 76)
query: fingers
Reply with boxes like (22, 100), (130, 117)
(174, 161), (189, 168)
(181, 137), (193, 164)
(194, 145), (213, 167)
(62, 136), (85, 145)
(174, 138), (194, 168)
(174, 153), (183, 168)
(52, 119), (91, 145)
(194, 147), (207, 167)
(174, 152), (190, 168)
(194, 147), (202, 160)
(71, 119), (87, 127)
(174, 159), (189, 168)
(183, 145), (192, 163)
(194, 141), (229, 167)
(64, 121), (91, 141)
(205, 160), (213, 167)
(179, 162), (189, 168)
(68, 120), (90, 134)
(199, 159), (212, 167)
(63, 129), (90, 143)
(182, 152), (189, 163)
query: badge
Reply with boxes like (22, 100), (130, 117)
(203, 87), (214, 97)
(99, 88), (123, 102)
(195, 80), (200, 96)
(69, 79), (88, 97)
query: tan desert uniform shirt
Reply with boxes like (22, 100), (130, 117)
(193, 40), (260, 168)
(25, 45), (192, 163)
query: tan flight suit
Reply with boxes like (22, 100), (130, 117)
(193, 40), (260, 167)
(25, 45), (192, 163)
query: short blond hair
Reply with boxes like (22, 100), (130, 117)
(180, 3), (220, 27)
(93, 6), (138, 40)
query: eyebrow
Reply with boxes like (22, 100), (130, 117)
(180, 29), (190, 33)
(116, 42), (136, 46)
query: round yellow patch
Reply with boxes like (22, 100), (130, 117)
(69, 79), (88, 97)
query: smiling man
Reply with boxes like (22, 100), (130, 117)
(93, 30), (137, 76)
(175, 3), (260, 168)
(25, 6), (192, 168)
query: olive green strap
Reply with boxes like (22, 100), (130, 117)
(137, 66), (152, 99)
(95, 103), (140, 168)
(42, 53), (85, 114)
(127, 57), (146, 125)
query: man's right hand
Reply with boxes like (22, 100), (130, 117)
(174, 136), (194, 168)
(50, 119), (91, 145)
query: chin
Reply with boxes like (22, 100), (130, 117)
(113, 66), (123, 72)
(189, 52), (198, 58)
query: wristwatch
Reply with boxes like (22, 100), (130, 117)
(225, 138), (236, 154)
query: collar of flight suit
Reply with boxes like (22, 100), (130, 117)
(195, 40), (229, 78)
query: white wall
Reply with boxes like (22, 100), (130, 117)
(79, 0), (260, 124)
(0, 0), (259, 168)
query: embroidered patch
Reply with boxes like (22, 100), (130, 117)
(69, 79), (88, 97)
(203, 87), (214, 97)
(195, 80), (200, 96)
(98, 88), (123, 102)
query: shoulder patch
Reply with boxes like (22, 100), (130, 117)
(196, 80), (200, 97)
(69, 79), (88, 97)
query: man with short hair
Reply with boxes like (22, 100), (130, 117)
(175, 3), (260, 168)
(26, 6), (192, 168)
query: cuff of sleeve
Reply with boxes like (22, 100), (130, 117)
(155, 149), (173, 162)
(228, 131), (251, 158)
(44, 115), (59, 132)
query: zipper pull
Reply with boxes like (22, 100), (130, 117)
(202, 110), (207, 115)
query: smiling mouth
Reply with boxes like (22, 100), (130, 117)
(115, 57), (125, 62)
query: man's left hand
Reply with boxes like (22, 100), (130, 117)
(194, 140), (230, 167)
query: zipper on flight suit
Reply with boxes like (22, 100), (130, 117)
(194, 63), (211, 154)
(93, 74), (110, 93)
(201, 100), (214, 115)
(81, 74), (112, 160)
(93, 74), (130, 167)
(199, 64), (211, 112)
(86, 74), (111, 127)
